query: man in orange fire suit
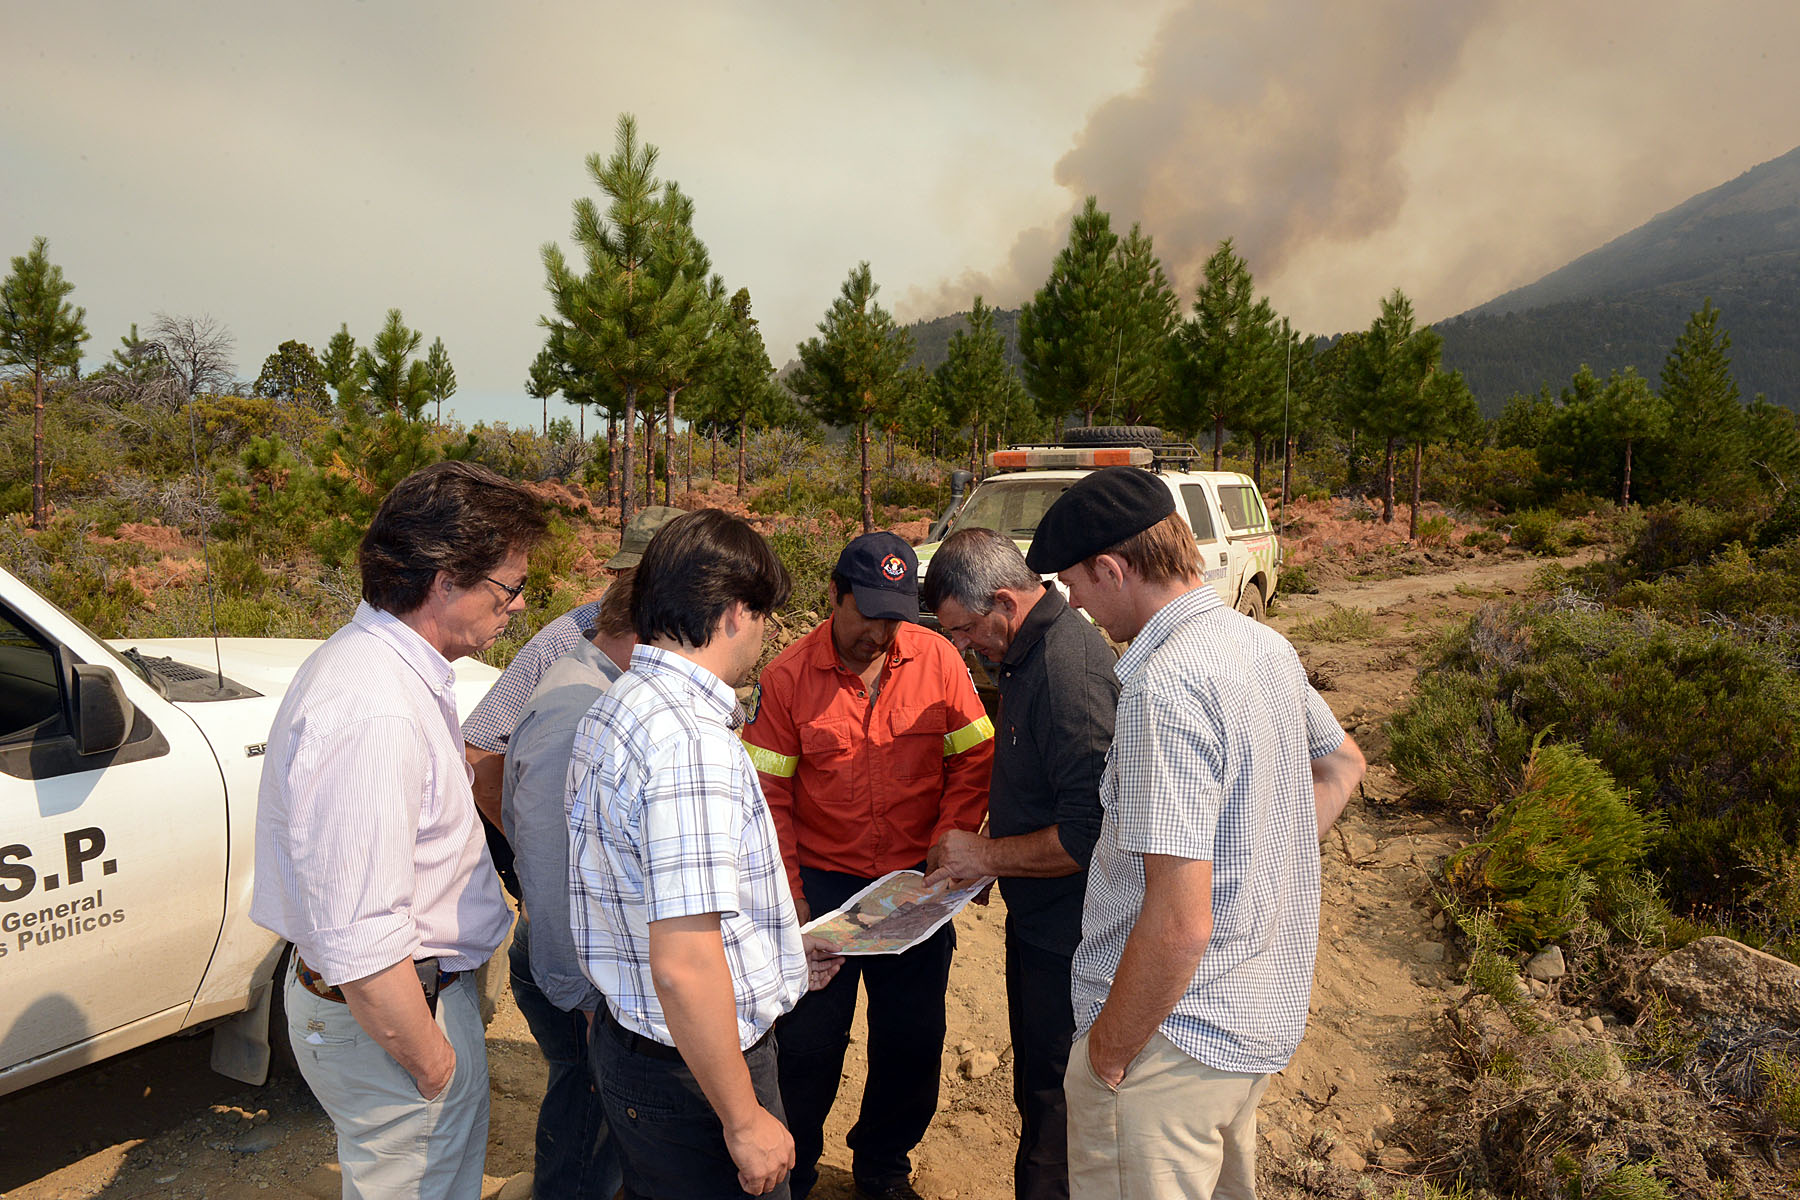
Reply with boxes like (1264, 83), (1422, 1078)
(743, 530), (994, 1200)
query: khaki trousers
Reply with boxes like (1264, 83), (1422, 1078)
(1064, 1031), (1270, 1200)
(286, 970), (490, 1199)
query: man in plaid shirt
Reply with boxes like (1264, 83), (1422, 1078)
(567, 509), (842, 1199)
(1026, 468), (1366, 1200)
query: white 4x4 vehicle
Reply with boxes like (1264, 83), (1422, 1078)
(0, 565), (498, 1097)
(916, 427), (1282, 619)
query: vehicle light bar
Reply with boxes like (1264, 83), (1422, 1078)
(988, 446), (1153, 471)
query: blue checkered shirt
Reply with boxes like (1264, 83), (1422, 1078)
(1072, 585), (1346, 1075)
(462, 600), (604, 752)
(567, 644), (807, 1048)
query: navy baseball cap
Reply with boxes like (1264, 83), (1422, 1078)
(834, 532), (920, 621)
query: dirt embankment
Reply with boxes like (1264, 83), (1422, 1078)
(0, 549), (1562, 1200)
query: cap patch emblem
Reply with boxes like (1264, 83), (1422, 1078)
(881, 554), (907, 581)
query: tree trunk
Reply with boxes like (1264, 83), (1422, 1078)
(737, 412), (749, 496)
(606, 413), (618, 509)
(663, 387), (676, 506)
(31, 364), (46, 530)
(711, 424), (719, 483)
(686, 423), (694, 494)
(642, 411), (656, 506)
(620, 389), (637, 527)
(1409, 440), (1424, 539)
(1621, 439), (1634, 506)
(1252, 433), (1265, 490)
(1213, 415), (1225, 471)
(542, 395), (547, 436)
(579, 402), (584, 442)
(859, 411), (874, 533)
(1381, 436), (1397, 524)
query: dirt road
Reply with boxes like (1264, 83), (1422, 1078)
(0, 549), (1564, 1200)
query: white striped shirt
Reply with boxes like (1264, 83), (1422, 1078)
(567, 644), (806, 1049)
(1072, 585), (1346, 1075)
(251, 602), (512, 986)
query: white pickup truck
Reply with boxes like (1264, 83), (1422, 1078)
(0, 565), (498, 1097)
(916, 428), (1282, 619)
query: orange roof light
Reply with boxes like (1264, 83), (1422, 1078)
(986, 446), (1153, 471)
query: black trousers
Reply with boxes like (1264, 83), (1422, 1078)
(777, 866), (956, 1199)
(590, 1007), (789, 1200)
(1005, 920), (1075, 1200)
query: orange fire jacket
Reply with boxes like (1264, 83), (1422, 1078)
(742, 618), (994, 902)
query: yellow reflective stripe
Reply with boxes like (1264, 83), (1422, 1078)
(943, 715), (995, 757)
(743, 741), (798, 778)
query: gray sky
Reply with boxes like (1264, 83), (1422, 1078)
(5, 1), (1798, 426)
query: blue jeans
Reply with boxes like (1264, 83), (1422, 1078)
(509, 919), (621, 1200)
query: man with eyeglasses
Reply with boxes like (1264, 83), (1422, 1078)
(252, 462), (547, 1199)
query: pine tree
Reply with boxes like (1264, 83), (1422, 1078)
(936, 297), (1014, 475)
(1017, 197), (1121, 429)
(0, 237), (89, 529)
(526, 345), (561, 436)
(1653, 299), (1750, 503)
(1176, 239), (1283, 469)
(1400, 368), (1476, 537)
(705, 289), (787, 496)
(358, 309), (431, 419)
(1106, 225), (1180, 426)
(253, 340), (330, 412)
(541, 114), (677, 526)
(790, 263), (914, 532)
(322, 323), (367, 414)
(1342, 290), (1440, 524)
(647, 182), (725, 505)
(425, 337), (456, 424)
(1592, 367), (1666, 505)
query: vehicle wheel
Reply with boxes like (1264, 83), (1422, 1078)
(1061, 425), (1164, 449)
(1235, 582), (1266, 623)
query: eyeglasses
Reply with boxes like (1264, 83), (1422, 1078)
(485, 576), (528, 605)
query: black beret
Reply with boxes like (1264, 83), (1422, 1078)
(1026, 466), (1176, 573)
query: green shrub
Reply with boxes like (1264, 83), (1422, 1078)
(1462, 528), (1505, 552)
(1394, 597), (1800, 921)
(1388, 652), (1533, 812)
(1289, 605), (1378, 642)
(1444, 738), (1661, 945)
(1620, 501), (1758, 578)
(1276, 564), (1317, 595)
(1416, 513), (1454, 545)
(1507, 508), (1569, 555)
(1758, 1051), (1800, 1132)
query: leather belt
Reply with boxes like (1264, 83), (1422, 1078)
(294, 956), (462, 1005)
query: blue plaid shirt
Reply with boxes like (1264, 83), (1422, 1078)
(462, 600), (604, 752)
(1072, 585), (1346, 1075)
(567, 644), (807, 1048)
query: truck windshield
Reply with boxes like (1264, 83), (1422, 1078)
(948, 479), (1074, 540)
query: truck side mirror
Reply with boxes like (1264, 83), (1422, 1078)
(73, 663), (136, 755)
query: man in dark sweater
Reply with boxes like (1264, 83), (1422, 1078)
(922, 527), (1119, 1200)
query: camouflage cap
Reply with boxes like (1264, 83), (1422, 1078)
(605, 505), (685, 570)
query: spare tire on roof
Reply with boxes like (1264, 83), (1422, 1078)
(1061, 425), (1164, 449)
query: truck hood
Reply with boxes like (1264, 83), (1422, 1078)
(110, 636), (503, 719)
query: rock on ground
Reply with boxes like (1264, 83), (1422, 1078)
(1647, 936), (1800, 1030)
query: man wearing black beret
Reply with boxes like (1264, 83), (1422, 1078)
(1029, 467), (1366, 1200)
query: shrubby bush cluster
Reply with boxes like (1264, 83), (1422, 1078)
(1392, 498), (1800, 956)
